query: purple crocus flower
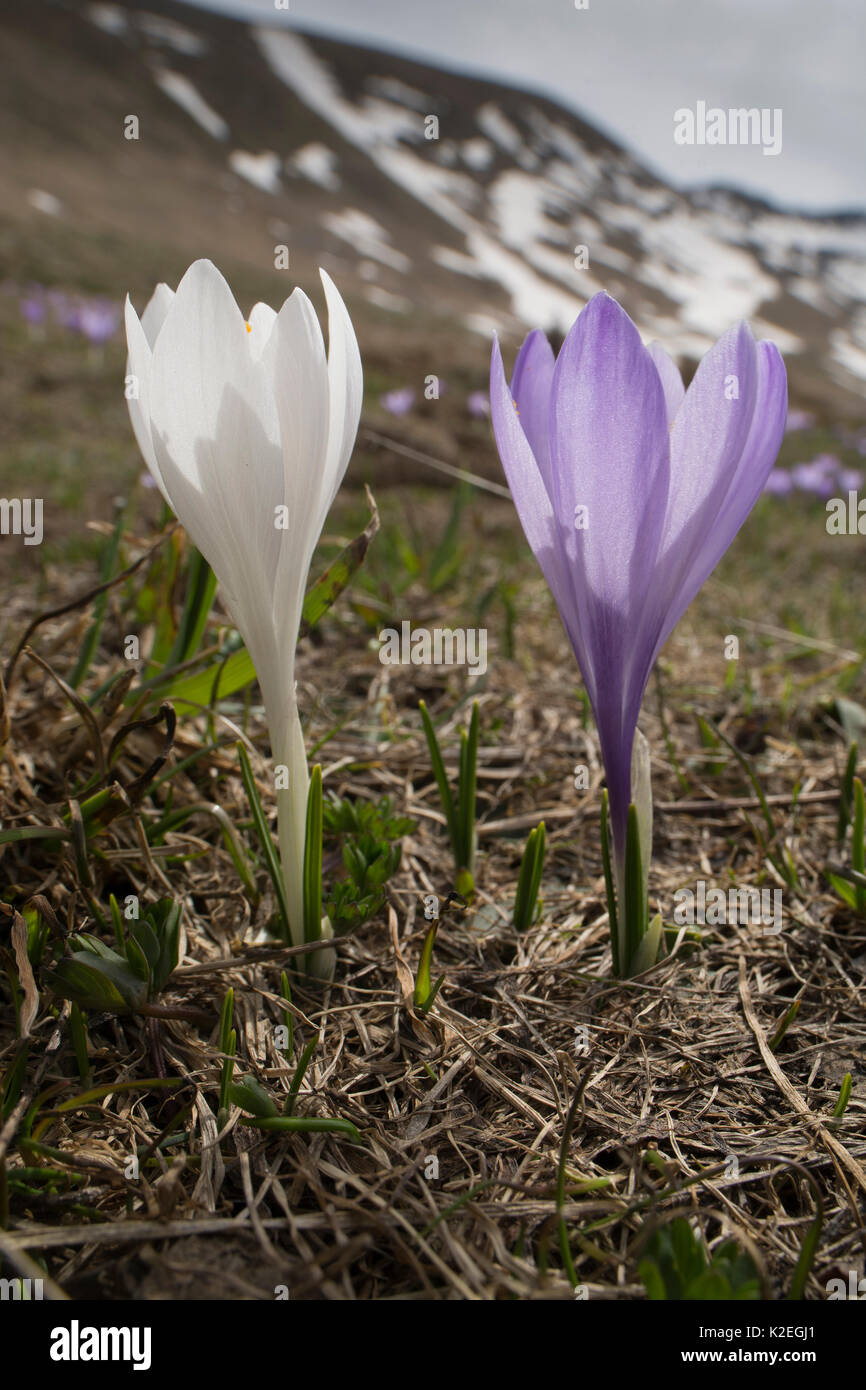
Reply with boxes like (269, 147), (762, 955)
(380, 387), (415, 416)
(490, 292), (786, 964)
(838, 468), (864, 492)
(468, 390), (490, 418)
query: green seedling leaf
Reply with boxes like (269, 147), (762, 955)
(419, 700), (459, 853)
(768, 998), (800, 1051)
(600, 789), (619, 976)
(623, 803), (647, 977)
(628, 911), (663, 976)
(414, 919), (443, 1013)
(239, 1116), (361, 1141)
(513, 822), (545, 931)
(45, 957), (145, 1012)
(832, 1073), (852, 1118)
(238, 743), (292, 941)
(285, 1034), (318, 1116)
(229, 1078), (278, 1118)
(838, 742), (858, 843)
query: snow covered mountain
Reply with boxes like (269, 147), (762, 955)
(3, 0), (865, 419)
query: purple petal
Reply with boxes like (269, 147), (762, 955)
(490, 337), (577, 662)
(549, 293), (670, 845)
(510, 329), (555, 486)
(656, 338), (786, 653)
(648, 341), (685, 424)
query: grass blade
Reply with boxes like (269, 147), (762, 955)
(237, 742), (291, 941)
(419, 700), (459, 853)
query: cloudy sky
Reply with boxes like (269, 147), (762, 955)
(181, 0), (863, 211)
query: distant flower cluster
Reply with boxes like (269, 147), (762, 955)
(13, 282), (121, 345)
(765, 453), (864, 498)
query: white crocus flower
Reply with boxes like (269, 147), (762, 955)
(125, 259), (362, 952)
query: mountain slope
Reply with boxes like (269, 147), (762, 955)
(2, 0), (865, 423)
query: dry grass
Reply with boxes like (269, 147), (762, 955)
(1, 492), (865, 1302)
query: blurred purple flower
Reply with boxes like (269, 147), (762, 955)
(20, 292), (46, 326)
(78, 300), (121, 345)
(838, 468), (865, 491)
(490, 292), (786, 921)
(380, 387), (415, 416)
(791, 461), (835, 497)
(785, 408), (814, 432)
(468, 390), (490, 418)
(764, 468), (794, 495)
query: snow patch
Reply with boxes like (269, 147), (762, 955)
(322, 208), (411, 272)
(27, 189), (62, 216)
(154, 70), (228, 140)
(228, 151), (282, 194)
(365, 76), (432, 112)
(461, 138), (494, 172)
(288, 143), (340, 191)
(87, 4), (127, 35)
(139, 13), (207, 56)
(364, 286), (412, 313)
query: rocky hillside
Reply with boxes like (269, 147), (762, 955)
(1, 0), (865, 425)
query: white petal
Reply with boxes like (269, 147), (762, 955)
(245, 301), (277, 361)
(147, 259), (283, 664)
(124, 295), (171, 504)
(269, 286), (331, 642)
(141, 283), (175, 350)
(320, 268), (362, 511)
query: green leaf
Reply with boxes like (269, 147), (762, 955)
(623, 803), (646, 976)
(853, 777), (865, 912)
(458, 701), (479, 874)
(229, 1078), (278, 1118)
(238, 742), (292, 942)
(419, 701), (459, 854)
(600, 789), (619, 976)
(239, 1116), (361, 1141)
(45, 956), (145, 1011)
(414, 919), (441, 1012)
(832, 1072), (853, 1118)
(838, 742), (858, 843)
(285, 1034), (318, 1116)
(303, 765), (323, 946)
(513, 822), (546, 930)
(628, 911), (663, 976)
